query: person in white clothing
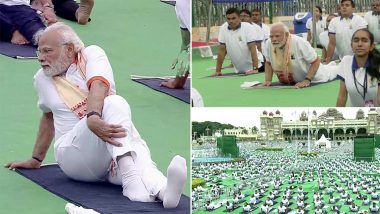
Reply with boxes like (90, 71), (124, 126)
(364, 0), (380, 44)
(251, 8), (270, 42)
(263, 22), (337, 88)
(336, 29), (380, 107)
(319, 14), (339, 61)
(214, 7), (263, 76)
(5, 23), (187, 208)
(161, 0), (190, 89)
(326, 0), (367, 63)
(306, 6), (327, 47)
(252, 8), (270, 72)
(239, 8), (264, 52)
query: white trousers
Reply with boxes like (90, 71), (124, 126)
(54, 95), (167, 199)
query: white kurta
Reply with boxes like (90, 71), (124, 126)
(218, 22), (264, 73)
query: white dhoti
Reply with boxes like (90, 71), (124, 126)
(54, 95), (167, 202)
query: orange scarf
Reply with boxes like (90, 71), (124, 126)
(53, 50), (88, 119)
(271, 34), (295, 85)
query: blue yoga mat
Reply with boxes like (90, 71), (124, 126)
(160, 0), (176, 6)
(131, 76), (190, 104)
(0, 41), (37, 59)
(16, 164), (190, 214)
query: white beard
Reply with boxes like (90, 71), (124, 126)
(272, 40), (286, 49)
(43, 52), (72, 77)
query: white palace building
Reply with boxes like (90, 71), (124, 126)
(260, 108), (380, 142)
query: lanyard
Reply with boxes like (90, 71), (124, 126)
(352, 67), (368, 101)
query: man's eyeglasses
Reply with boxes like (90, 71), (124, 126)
(36, 44), (68, 57)
(36, 48), (54, 57)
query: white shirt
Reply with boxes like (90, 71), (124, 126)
(257, 23), (270, 51)
(328, 15), (368, 59)
(218, 22), (264, 73)
(337, 55), (379, 107)
(306, 16), (327, 45)
(364, 11), (380, 44)
(174, 0), (190, 30)
(264, 35), (335, 83)
(243, 205), (251, 211)
(0, 0), (29, 5)
(34, 45), (116, 140)
(279, 206), (286, 213)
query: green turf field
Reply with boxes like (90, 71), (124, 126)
(192, 145), (380, 214)
(192, 45), (380, 107)
(0, 1), (190, 213)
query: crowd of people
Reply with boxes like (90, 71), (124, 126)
(192, 141), (380, 213)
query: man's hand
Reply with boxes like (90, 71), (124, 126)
(5, 158), (41, 170)
(245, 69), (258, 75)
(43, 7), (57, 25)
(87, 116), (126, 147)
(295, 79), (311, 88)
(262, 81), (271, 87)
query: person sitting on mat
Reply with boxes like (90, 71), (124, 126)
(30, 0), (94, 25)
(213, 7), (264, 76)
(350, 203), (359, 212)
(4, 22), (187, 208)
(262, 22), (338, 88)
(336, 29), (380, 107)
(0, 0), (52, 45)
(370, 202), (379, 212)
(161, 0), (189, 89)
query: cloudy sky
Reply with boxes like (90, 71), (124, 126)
(192, 107), (376, 128)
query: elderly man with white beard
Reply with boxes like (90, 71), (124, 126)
(262, 23), (338, 88)
(5, 22), (187, 211)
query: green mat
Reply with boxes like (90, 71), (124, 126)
(0, 1), (189, 213)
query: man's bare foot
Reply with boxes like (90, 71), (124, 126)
(161, 73), (189, 89)
(11, 30), (29, 45)
(76, 0), (94, 25)
(161, 78), (183, 89)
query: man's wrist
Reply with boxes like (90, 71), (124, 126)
(304, 77), (312, 82)
(87, 111), (102, 119)
(32, 156), (43, 163)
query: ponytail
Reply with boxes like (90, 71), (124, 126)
(368, 48), (380, 81)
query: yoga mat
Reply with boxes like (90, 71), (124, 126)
(203, 72), (260, 78)
(160, 0), (175, 6)
(242, 79), (338, 89)
(0, 41), (37, 59)
(131, 75), (190, 104)
(16, 164), (190, 214)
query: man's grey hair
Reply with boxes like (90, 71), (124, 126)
(43, 22), (85, 52)
(270, 22), (290, 33)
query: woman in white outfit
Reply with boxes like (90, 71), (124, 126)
(336, 29), (380, 107)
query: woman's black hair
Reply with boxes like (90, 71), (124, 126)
(315, 6), (322, 14)
(352, 28), (380, 80)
